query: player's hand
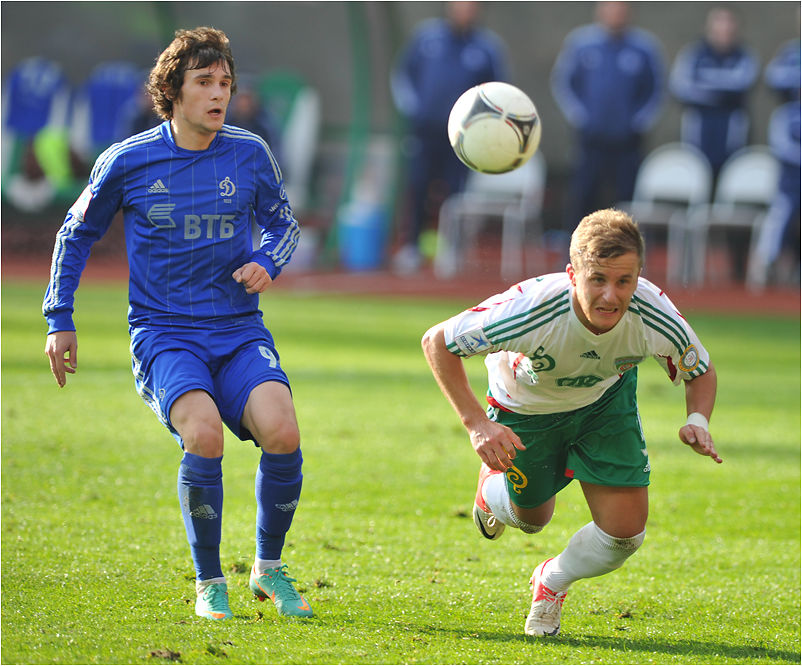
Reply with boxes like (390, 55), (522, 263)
(45, 330), (78, 388)
(679, 424), (723, 464)
(232, 262), (272, 294)
(467, 418), (526, 472)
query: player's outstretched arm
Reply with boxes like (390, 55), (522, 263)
(45, 330), (78, 388)
(232, 261), (273, 294)
(421, 323), (525, 471)
(679, 363), (722, 464)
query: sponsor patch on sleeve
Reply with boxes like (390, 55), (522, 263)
(453, 328), (492, 355)
(677, 344), (700, 373)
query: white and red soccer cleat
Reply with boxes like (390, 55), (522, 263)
(525, 558), (567, 636)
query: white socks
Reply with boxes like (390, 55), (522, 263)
(483, 472), (544, 534)
(542, 521), (645, 593)
(254, 557), (282, 574)
(482, 474), (645, 592)
(196, 576), (226, 595)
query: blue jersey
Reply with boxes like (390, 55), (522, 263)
(551, 24), (664, 143)
(43, 121), (299, 332)
(391, 19), (508, 131)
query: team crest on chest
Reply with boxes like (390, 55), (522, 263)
(218, 176), (236, 199)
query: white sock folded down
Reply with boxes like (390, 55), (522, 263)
(483, 471), (544, 534)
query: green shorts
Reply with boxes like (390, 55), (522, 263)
(489, 368), (649, 509)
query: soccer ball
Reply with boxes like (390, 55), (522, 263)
(447, 81), (541, 174)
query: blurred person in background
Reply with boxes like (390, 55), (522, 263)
(670, 6), (760, 283)
(750, 34), (801, 289)
(669, 6), (759, 178)
(551, 1), (664, 226)
(226, 78), (283, 162)
(1, 56), (85, 212)
(122, 83), (163, 136)
(390, 0), (509, 274)
(763, 10), (800, 104)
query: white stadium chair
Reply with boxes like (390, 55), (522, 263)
(617, 142), (714, 285)
(685, 145), (779, 285)
(434, 151), (546, 281)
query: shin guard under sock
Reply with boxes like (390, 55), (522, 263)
(255, 448), (303, 561)
(177, 452), (224, 581)
(543, 521), (645, 592)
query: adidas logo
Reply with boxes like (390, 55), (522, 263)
(147, 179), (169, 194)
(189, 503), (219, 519)
(275, 499), (299, 513)
(580, 350), (601, 360)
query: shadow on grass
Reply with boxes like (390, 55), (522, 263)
(418, 624), (801, 663)
(557, 634), (800, 664)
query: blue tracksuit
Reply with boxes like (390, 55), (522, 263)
(551, 24), (664, 221)
(43, 121), (299, 333)
(768, 101), (800, 258)
(391, 19), (508, 245)
(670, 40), (759, 173)
(765, 38), (801, 102)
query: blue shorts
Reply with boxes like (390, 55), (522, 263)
(129, 316), (290, 447)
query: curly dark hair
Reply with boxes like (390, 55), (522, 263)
(146, 26), (237, 120)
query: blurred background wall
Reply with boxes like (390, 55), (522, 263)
(1, 1), (798, 270)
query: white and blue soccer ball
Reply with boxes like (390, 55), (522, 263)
(447, 81), (541, 174)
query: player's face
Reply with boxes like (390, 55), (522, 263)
(567, 252), (641, 334)
(170, 60), (232, 149)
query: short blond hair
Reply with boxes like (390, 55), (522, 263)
(569, 208), (645, 270)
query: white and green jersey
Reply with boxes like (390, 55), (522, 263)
(443, 273), (710, 415)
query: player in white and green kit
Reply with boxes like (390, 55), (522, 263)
(422, 208), (721, 637)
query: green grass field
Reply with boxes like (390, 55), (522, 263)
(2, 280), (800, 665)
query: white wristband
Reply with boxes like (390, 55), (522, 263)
(686, 412), (709, 431)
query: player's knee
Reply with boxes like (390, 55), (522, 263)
(181, 420), (224, 458)
(512, 500), (554, 529)
(611, 528), (646, 554)
(513, 517), (546, 534)
(598, 525), (646, 572)
(256, 417), (300, 455)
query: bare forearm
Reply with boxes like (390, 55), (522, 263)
(684, 362), (717, 420)
(421, 324), (487, 428)
(421, 323), (525, 470)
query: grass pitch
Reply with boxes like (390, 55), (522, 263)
(2, 280), (800, 665)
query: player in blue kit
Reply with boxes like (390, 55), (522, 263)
(43, 27), (313, 621)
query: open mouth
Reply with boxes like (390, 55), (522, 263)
(596, 306), (618, 315)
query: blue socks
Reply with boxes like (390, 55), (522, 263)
(177, 452), (224, 581)
(255, 448), (303, 560)
(177, 448), (303, 580)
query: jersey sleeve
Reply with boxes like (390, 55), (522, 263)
(442, 278), (571, 358)
(42, 147), (124, 333)
(550, 27), (592, 129)
(631, 282), (711, 385)
(250, 143), (300, 280)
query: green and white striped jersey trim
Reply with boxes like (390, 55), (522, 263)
(629, 294), (708, 379)
(441, 273), (711, 414)
(446, 289), (570, 356)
